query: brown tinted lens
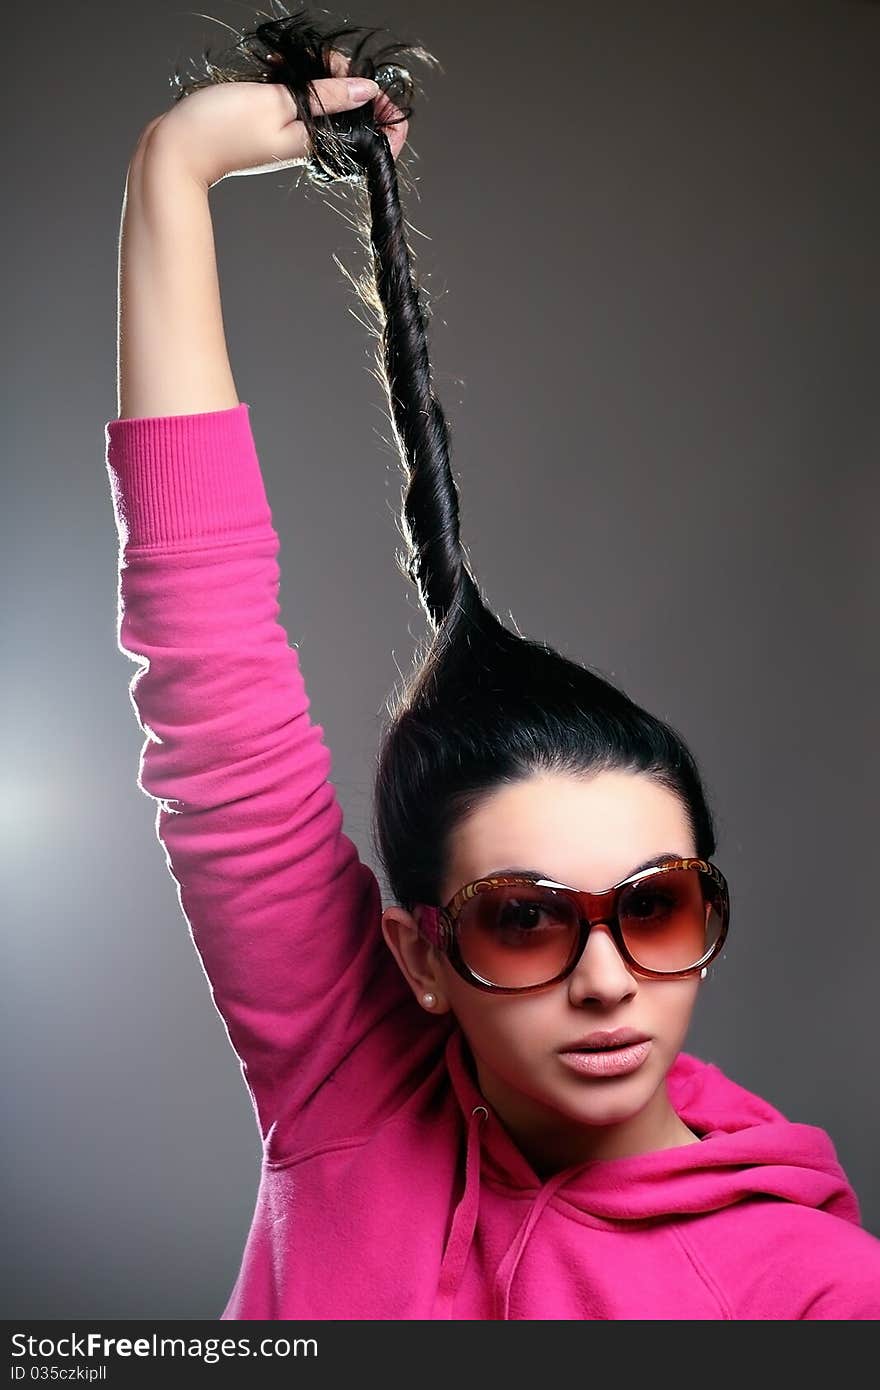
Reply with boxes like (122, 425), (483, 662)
(618, 866), (724, 972)
(456, 884), (580, 987)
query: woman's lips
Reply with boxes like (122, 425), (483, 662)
(559, 1027), (651, 1050)
(557, 1040), (652, 1077)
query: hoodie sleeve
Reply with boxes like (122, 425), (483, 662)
(104, 403), (416, 1148)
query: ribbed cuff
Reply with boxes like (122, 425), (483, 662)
(104, 402), (273, 549)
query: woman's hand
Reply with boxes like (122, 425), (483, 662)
(139, 48), (410, 189)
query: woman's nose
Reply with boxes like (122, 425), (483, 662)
(566, 921), (638, 1005)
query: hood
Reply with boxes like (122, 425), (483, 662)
(432, 1026), (861, 1318)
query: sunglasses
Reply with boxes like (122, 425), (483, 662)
(416, 857), (730, 993)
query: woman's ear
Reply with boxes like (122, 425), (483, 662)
(381, 906), (451, 1013)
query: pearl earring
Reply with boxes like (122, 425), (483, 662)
(700, 967), (708, 980)
(422, 991), (436, 1008)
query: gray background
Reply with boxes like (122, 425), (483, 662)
(2, 0), (878, 1319)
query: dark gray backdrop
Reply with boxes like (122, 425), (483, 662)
(2, 0), (878, 1319)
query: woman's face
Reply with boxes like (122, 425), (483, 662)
(433, 769), (704, 1171)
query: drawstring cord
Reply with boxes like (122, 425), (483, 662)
(432, 1104), (488, 1319)
(432, 1096), (571, 1321)
(492, 1168), (573, 1320)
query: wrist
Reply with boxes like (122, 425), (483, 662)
(130, 114), (211, 195)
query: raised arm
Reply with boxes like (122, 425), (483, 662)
(107, 86), (440, 1160)
(116, 121), (240, 419)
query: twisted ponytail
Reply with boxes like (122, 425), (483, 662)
(174, 2), (721, 915)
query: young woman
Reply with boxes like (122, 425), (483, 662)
(105, 6), (880, 1318)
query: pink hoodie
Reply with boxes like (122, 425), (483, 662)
(105, 403), (880, 1320)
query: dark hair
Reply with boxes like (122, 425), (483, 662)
(173, 3), (720, 915)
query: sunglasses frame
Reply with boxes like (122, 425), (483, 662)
(416, 857), (730, 993)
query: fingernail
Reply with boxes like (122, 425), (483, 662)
(346, 78), (379, 101)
